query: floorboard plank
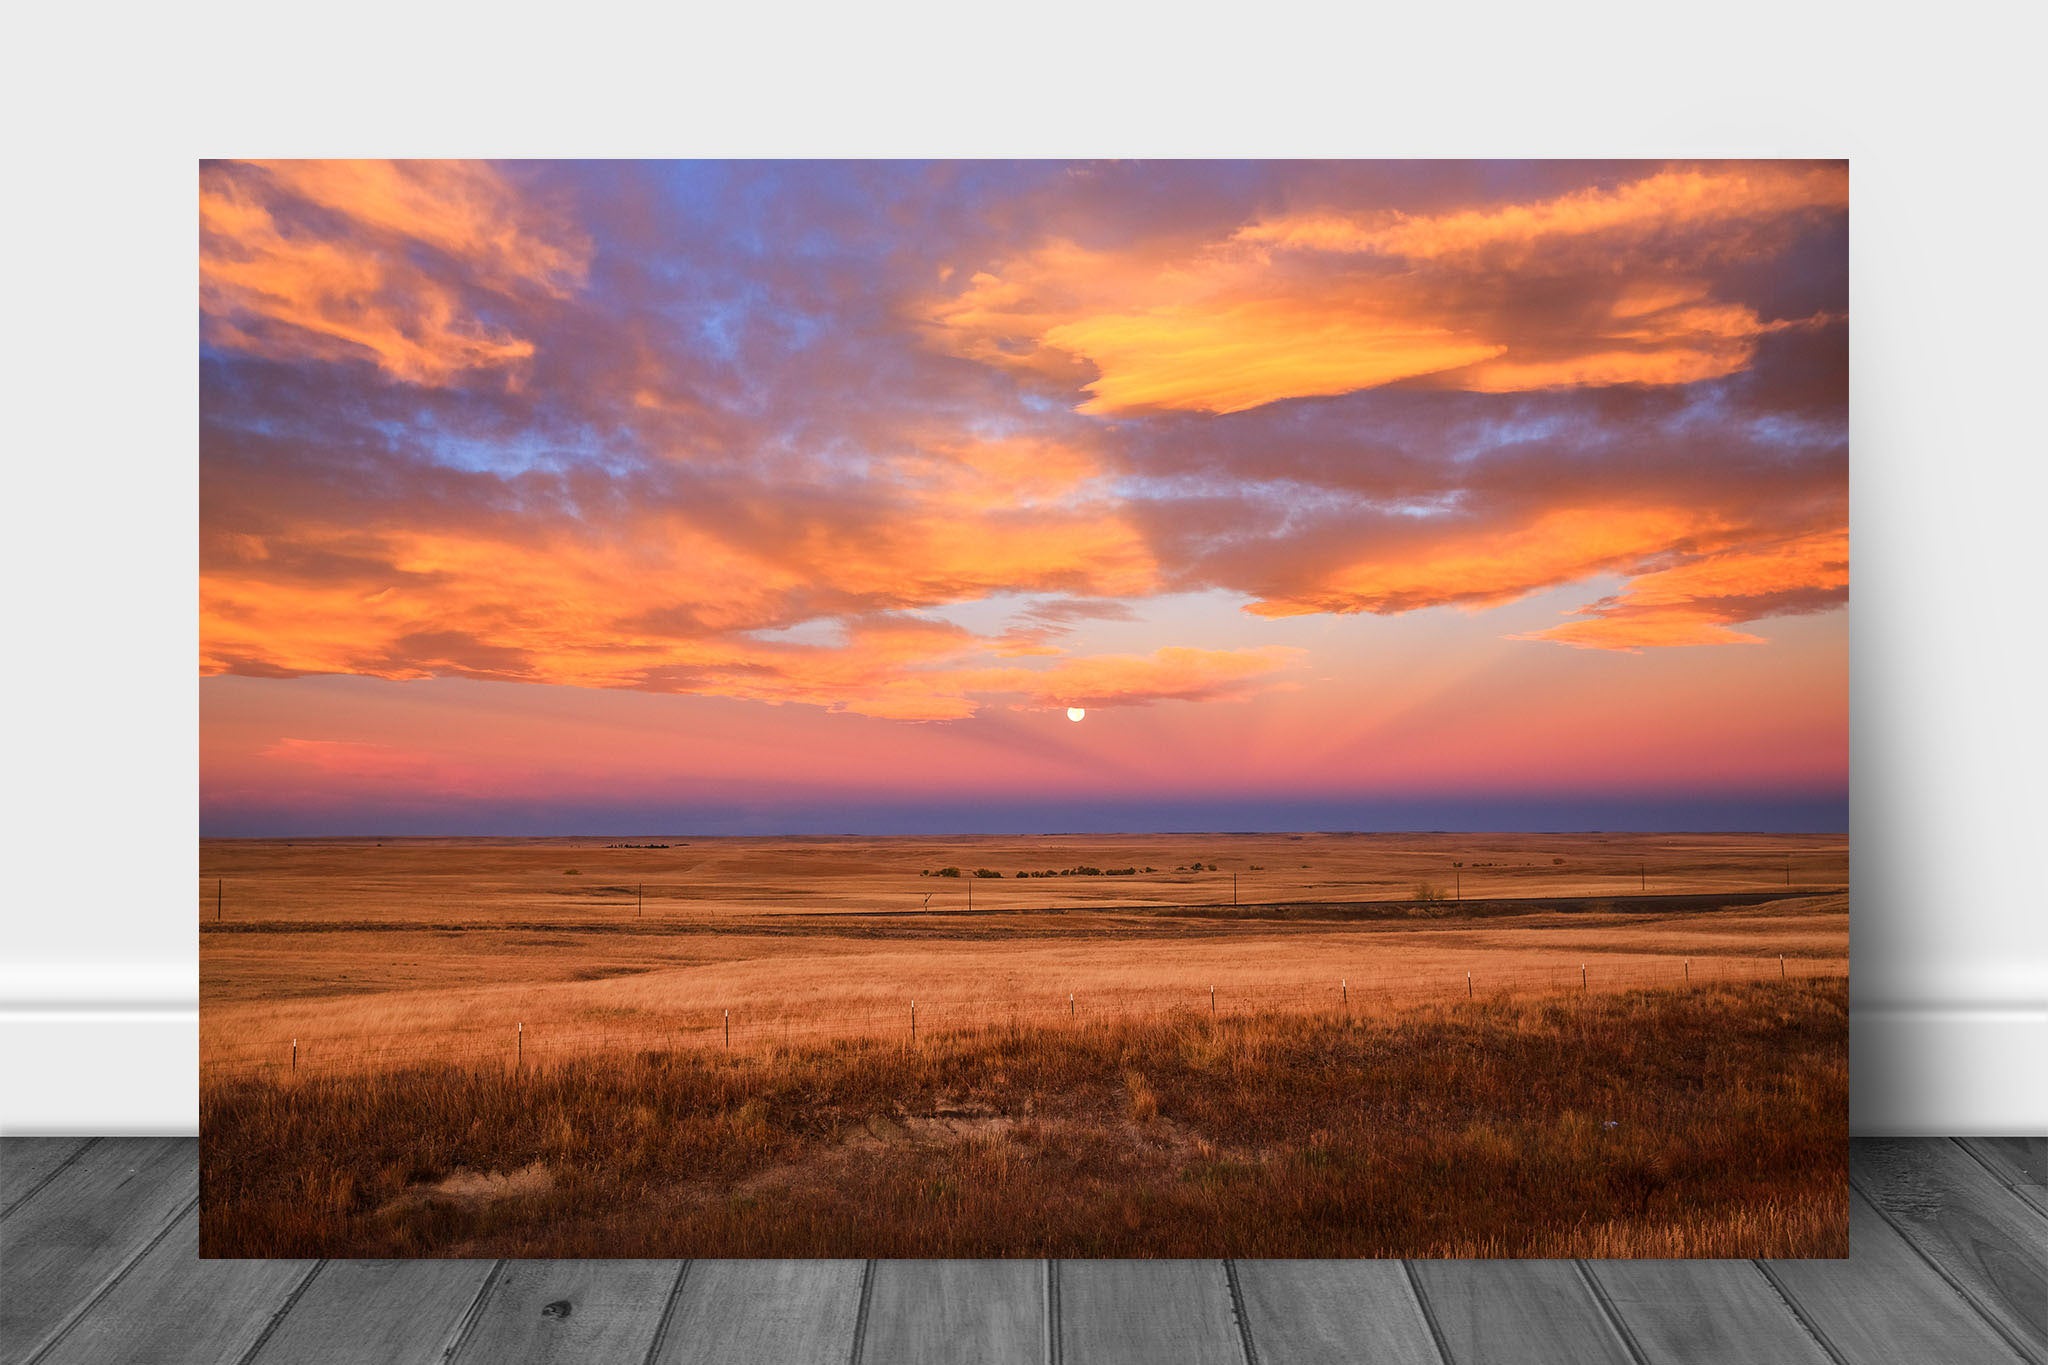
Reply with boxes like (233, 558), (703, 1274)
(651, 1260), (865, 1365)
(1764, 1188), (2030, 1365)
(859, 1260), (1044, 1365)
(1056, 1261), (1244, 1365)
(0, 1137), (194, 1365)
(0, 1137), (95, 1217)
(1958, 1138), (2048, 1219)
(447, 1260), (684, 1365)
(1584, 1260), (1832, 1364)
(33, 1206), (313, 1365)
(1852, 1137), (2048, 1360)
(1232, 1260), (1443, 1365)
(243, 1259), (497, 1365)
(1407, 1260), (1634, 1365)
(4, 1136), (2042, 1365)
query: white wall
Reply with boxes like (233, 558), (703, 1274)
(3, 2), (2043, 1134)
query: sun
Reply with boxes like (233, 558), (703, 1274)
(1066, 707), (1086, 722)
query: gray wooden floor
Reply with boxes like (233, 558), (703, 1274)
(2, 1138), (2041, 1364)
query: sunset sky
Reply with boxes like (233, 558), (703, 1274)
(200, 160), (1847, 835)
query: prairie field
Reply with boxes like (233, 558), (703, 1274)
(199, 832), (1848, 1257)
(202, 980), (1849, 1258)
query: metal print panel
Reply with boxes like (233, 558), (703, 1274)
(198, 159), (1849, 1257)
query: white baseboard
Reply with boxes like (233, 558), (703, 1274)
(1850, 1002), (2048, 1136)
(1, 962), (198, 1134)
(1, 1012), (198, 1135)
(4, 996), (2040, 1137)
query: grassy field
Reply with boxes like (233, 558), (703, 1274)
(199, 833), (1848, 1256)
(201, 894), (1847, 1077)
(201, 978), (1849, 1258)
(199, 833), (1847, 1077)
(200, 830), (1847, 923)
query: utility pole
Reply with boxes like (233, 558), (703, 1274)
(637, 884), (643, 918)
(215, 879), (222, 923)
(1232, 872), (1238, 906)
(1640, 863), (1646, 893)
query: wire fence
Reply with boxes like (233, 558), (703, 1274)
(201, 954), (1846, 1082)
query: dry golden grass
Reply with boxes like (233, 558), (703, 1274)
(198, 836), (1847, 1073)
(199, 834), (1849, 1257)
(201, 978), (1849, 1259)
(199, 908), (1851, 1080)
(201, 888), (1847, 1077)
(199, 831), (1847, 924)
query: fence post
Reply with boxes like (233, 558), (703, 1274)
(291, 1038), (297, 1073)
(1209, 985), (1215, 1018)
(1341, 978), (1348, 1010)
(1467, 971), (1473, 998)
(1780, 954), (1786, 980)
(1684, 959), (1691, 987)
(517, 1021), (523, 1069)
(724, 1008), (730, 1048)
(1069, 992), (1074, 1018)
(1581, 964), (1587, 991)
(911, 1001), (917, 1042)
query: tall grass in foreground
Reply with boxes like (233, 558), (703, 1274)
(201, 979), (1847, 1259)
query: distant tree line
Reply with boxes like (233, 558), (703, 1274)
(919, 862), (1221, 878)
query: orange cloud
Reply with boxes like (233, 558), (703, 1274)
(1239, 504), (1847, 653)
(1045, 301), (1504, 415)
(1514, 528), (1849, 651)
(199, 156), (1846, 741)
(199, 160), (589, 385)
(1002, 646), (1304, 710)
(927, 163), (1845, 414)
(254, 160), (587, 289)
(1244, 505), (1732, 618)
(1235, 164), (1847, 262)
(202, 435), (1173, 719)
(261, 737), (436, 779)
